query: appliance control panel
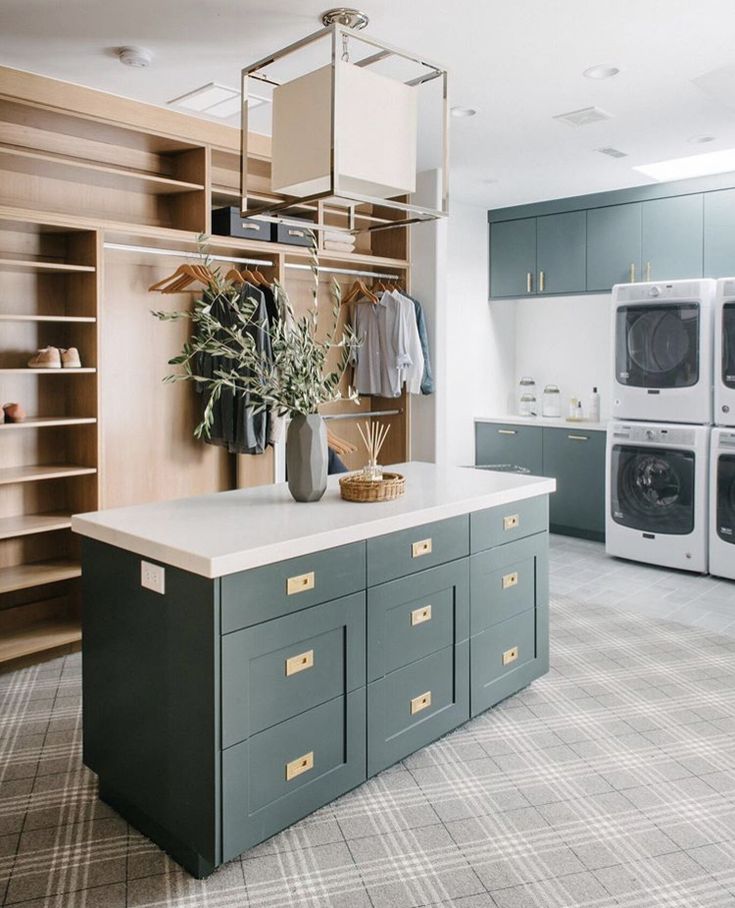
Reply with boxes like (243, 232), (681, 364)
(611, 423), (696, 445)
(719, 431), (735, 450)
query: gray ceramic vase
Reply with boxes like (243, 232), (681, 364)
(286, 413), (328, 502)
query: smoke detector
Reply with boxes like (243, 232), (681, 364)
(553, 106), (613, 127)
(117, 46), (153, 68)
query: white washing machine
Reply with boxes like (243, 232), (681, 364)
(606, 421), (710, 573)
(710, 427), (735, 581)
(714, 279), (735, 427)
(612, 279), (715, 424)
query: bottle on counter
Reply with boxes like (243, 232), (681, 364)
(568, 396), (578, 418)
(589, 387), (601, 423)
(542, 384), (561, 418)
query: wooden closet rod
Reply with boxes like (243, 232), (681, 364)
(284, 263), (401, 280)
(323, 409), (401, 421)
(103, 242), (273, 267)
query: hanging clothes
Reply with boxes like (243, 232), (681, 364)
(404, 293), (434, 395)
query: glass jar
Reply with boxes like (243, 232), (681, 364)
(542, 384), (561, 417)
(519, 391), (537, 417)
(518, 377), (536, 415)
(362, 463), (383, 481)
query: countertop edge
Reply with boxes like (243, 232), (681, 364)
(474, 415), (608, 432)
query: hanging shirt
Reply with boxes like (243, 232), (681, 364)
(405, 293), (434, 395)
(387, 290), (425, 396)
(351, 293), (403, 398)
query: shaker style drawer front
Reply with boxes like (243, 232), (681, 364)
(222, 592), (365, 747)
(470, 495), (548, 553)
(367, 643), (469, 776)
(471, 609), (539, 716)
(367, 560), (469, 681)
(367, 515), (469, 586)
(475, 422), (543, 475)
(222, 690), (366, 861)
(221, 542), (365, 633)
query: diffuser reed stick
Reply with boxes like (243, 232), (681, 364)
(357, 420), (390, 479)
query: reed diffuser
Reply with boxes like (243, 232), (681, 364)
(357, 421), (390, 481)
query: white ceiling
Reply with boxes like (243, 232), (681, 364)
(3, 0), (735, 208)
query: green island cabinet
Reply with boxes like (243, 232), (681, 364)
(77, 471), (551, 878)
(476, 421), (605, 540)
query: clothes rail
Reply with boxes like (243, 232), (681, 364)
(103, 242), (273, 267)
(323, 409), (401, 421)
(284, 263), (401, 280)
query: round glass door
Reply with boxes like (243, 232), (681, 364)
(723, 303), (735, 389)
(616, 303), (700, 388)
(611, 445), (695, 535)
(717, 453), (735, 544)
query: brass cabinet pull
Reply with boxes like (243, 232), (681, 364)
(503, 514), (520, 531)
(498, 429), (517, 435)
(287, 571), (315, 595)
(412, 538), (432, 558)
(502, 646), (519, 666)
(526, 271), (533, 293)
(645, 261), (652, 281)
(502, 571), (519, 590)
(410, 690), (432, 715)
(285, 751), (314, 781)
(285, 649), (314, 677)
(411, 605), (432, 626)
(539, 270), (545, 292)
(567, 434), (589, 441)
(629, 263), (636, 282)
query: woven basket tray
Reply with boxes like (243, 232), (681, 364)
(339, 471), (406, 503)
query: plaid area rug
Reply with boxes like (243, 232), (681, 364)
(2, 597), (735, 908)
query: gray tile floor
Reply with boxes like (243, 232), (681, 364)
(1, 537), (735, 907)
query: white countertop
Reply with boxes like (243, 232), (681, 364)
(72, 462), (555, 579)
(475, 415), (608, 432)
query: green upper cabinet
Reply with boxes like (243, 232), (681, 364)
(489, 217), (536, 298)
(536, 210), (587, 294)
(586, 203), (642, 290)
(640, 194), (703, 281)
(704, 188), (735, 278)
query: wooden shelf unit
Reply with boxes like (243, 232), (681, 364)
(0, 512), (72, 540)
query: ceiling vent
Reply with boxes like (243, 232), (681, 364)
(168, 82), (268, 119)
(553, 106), (613, 127)
(597, 146), (628, 159)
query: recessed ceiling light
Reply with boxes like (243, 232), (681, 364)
(688, 135), (716, 144)
(168, 82), (268, 118)
(583, 64), (620, 80)
(451, 107), (477, 118)
(633, 147), (735, 182)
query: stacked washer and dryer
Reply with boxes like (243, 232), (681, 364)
(606, 278), (726, 575)
(711, 281), (735, 580)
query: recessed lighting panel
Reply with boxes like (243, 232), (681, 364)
(633, 147), (735, 181)
(451, 106), (477, 118)
(583, 64), (620, 80)
(553, 106), (613, 127)
(168, 82), (267, 118)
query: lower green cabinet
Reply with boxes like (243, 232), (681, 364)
(475, 422), (543, 474)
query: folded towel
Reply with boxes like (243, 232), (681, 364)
(324, 230), (355, 244)
(324, 240), (356, 253)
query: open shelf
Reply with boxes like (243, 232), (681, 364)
(0, 616), (81, 664)
(0, 464), (97, 485)
(0, 416), (97, 430)
(0, 314), (97, 323)
(0, 368), (97, 374)
(0, 258), (95, 273)
(0, 512), (71, 540)
(0, 559), (81, 595)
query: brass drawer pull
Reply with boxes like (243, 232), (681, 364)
(285, 751), (314, 781)
(539, 270), (545, 292)
(412, 538), (432, 558)
(287, 571), (314, 595)
(568, 434), (589, 442)
(285, 649), (314, 676)
(410, 690), (432, 715)
(410, 605), (432, 626)
(502, 646), (519, 666)
(503, 514), (519, 531)
(502, 571), (519, 590)
(498, 429), (517, 435)
(526, 271), (533, 293)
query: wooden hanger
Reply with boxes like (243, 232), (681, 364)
(342, 279), (378, 306)
(327, 429), (357, 457)
(149, 263), (215, 294)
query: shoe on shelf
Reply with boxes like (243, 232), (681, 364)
(61, 347), (82, 368)
(28, 346), (61, 369)
(2, 403), (26, 423)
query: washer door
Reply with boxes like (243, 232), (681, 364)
(616, 303), (700, 388)
(717, 453), (735, 544)
(611, 444), (695, 535)
(723, 303), (735, 390)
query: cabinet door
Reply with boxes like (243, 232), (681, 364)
(475, 422), (543, 474)
(542, 428), (606, 538)
(641, 194), (703, 281)
(536, 210), (587, 294)
(586, 203), (642, 290)
(704, 189), (735, 278)
(489, 217), (536, 298)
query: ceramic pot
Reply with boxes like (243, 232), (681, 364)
(286, 414), (328, 502)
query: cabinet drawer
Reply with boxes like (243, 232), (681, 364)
(366, 515), (468, 586)
(222, 690), (366, 861)
(367, 643), (469, 776)
(367, 560), (469, 682)
(221, 542), (365, 633)
(470, 534), (547, 634)
(475, 422), (543, 475)
(470, 495), (548, 553)
(222, 592), (365, 747)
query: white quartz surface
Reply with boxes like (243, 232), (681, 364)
(475, 415), (608, 432)
(72, 462), (555, 579)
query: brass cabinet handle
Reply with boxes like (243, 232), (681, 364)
(629, 263), (636, 282)
(502, 571), (519, 590)
(498, 429), (517, 435)
(287, 571), (315, 595)
(285, 751), (314, 781)
(412, 538), (432, 558)
(567, 434), (589, 441)
(502, 646), (519, 666)
(285, 649), (314, 677)
(539, 270), (545, 292)
(410, 690), (432, 715)
(526, 271), (533, 293)
(645, 261), (652, 281)
(411, 605), (432, 626)
(503, 514), (520, 531)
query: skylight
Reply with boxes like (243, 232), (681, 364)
(633, 147), (735, 182)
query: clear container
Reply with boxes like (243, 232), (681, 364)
(518, 377), (536, 415)
(542, 384), (561, 418)
(362, 463), (383, 481)
(519, 391), (537, 417)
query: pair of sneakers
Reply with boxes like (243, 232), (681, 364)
(28, 346), (82, 369)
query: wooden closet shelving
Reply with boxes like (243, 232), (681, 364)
(0, 513), (73, 539)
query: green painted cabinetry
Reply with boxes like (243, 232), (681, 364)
(475, 421), (543, 475)
(489, 216), (536, 298)
(704, 188), (735, 278)
(640, 194), (703, 281)
(536, 210), (587, 294)
(586, 203), (642, 290)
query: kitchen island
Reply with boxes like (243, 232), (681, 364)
(73, 462), (555, 877)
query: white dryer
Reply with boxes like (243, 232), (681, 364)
(606, 421), (710, 573)
(612, 279), (715, 424)
(710, 427), (735, 581)
(714, 279), (735, 427)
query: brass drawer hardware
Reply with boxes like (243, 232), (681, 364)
(498, 429), (517, 436)
(410, 605), (432, 626)
(412, 538), (433, 558)
(568, 434), (589, 442)
(526, 271), (533, 293)
(287, 571), (315, 595)
(629, 262), (636, 282)
(539, 270), (545, 292)
(503, 514), (520, 531)
(502, 571), (519, 590)
(285, 751), (314, 781)
(502, 646), (519, 666)
(285, 649), (314, 676)
(645, 261), (652, 281)
(410, 690), (432, 715)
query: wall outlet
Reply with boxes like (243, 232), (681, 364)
(141, 560), (165, 595)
